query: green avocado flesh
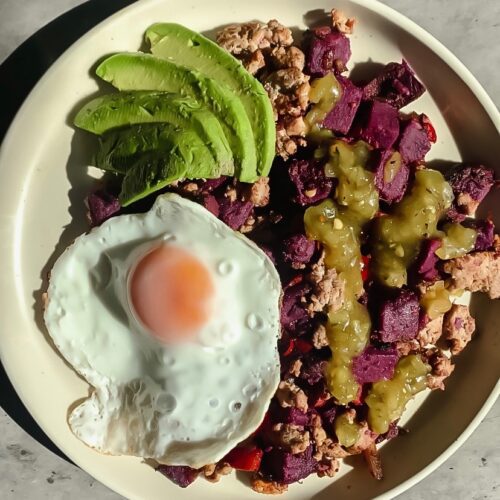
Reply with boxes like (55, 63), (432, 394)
(145, 23), (276, 177)
(74, 91), (233, 175)
(95, 123), (222, 178)
(96, 52), (258, 182)
(117, 123), (221, 206)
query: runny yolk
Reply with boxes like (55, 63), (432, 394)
(128, 245), (215, 343)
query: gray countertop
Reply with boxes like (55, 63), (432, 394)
(0, 0), (499, 498)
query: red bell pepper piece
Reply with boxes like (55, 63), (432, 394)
(282, 338), (295, 357)
(224, 446), (263, 471)
(352, 385), (364, 405)
(295, 338), (313, 354)
(286, 274), (303, 288)
(313, 393), (329, 408)
(361, 254), (371, 282)
(421, 114), (437, 143)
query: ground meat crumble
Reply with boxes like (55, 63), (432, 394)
(307, 251), (346, 314)
(275, 380), (308, 412)
(217, 19), (310, 159)
(443, 243), (500, 299)
(443, 304), (476, 355)
(426, 349), (455, 391)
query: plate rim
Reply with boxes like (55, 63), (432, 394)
(0, 0), (499, 499)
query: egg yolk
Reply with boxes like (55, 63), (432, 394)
(128, 245), (215, 342)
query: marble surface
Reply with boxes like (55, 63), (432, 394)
(0, 0), (499, 499)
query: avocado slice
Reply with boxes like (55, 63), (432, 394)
(120, 147), (187, 207)
(145, 23), (276, 177)
(117, 124), (223, 206)
(74, 91), (233, 175)
(95, 123), (224, 181)
(96, 53), (258, 182)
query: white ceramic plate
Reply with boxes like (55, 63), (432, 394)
(0, 0), (499, 498)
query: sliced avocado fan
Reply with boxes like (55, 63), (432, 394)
(145, 23), (276, 177)
(96, 53), (258, 182)
(113, 123), (222, 206)
(74, 91), (233, 175)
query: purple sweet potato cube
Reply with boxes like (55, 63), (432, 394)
(445, 164), (495, 219)
(352, 346), (399, 384)
(201, 193), (220, 217)
(372, 149), (410, 203)
(156, 465), (199, 488)
(305, 26), (351, 77)
(319, 400), (337, 428)
(217, 197), (253, 230)
(87, 190), (121, 226)
(462, 218), (495, 251)
(415, 238), (442, 281)
(288, 159), (333, 206)
(282, 234), (316, 267)
(357, 101), (400, 150)
(271, 405), (310, 426)
(198, 176), (228, 193)
(300, 358), (327, 385)
(378, 289), (420, 342)
(398, 116), (431, 163)
(376, 420), (400, 443)
(322, 75), (363, 135)
(363, 60), (425, 109)
(280, 282), (311, 329)
(260, 446), (317, 484)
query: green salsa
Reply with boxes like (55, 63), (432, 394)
(371, 169), (454, 288)
(435, 223), (477, 260)
(304, 139), (378, 404)
(335, 411), (362, 448)
(304, 73), (342, 142)
(419, 280), (452, 319)
(365, 355), (431, 434)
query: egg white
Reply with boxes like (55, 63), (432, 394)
(44, 193), (282, 467)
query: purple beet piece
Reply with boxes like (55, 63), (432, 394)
(319, 400), (337, 428)
(288, 159), (333, 206)
(372, 149), (410, 203)
(378, 289), (420, 342)
(217, 197), (253, 230)
(300, 358), (327, 385)
(462, 218), (495, 251)
(198, 176), (228, 193)
(376, 420), (400, 443)
(282, 234), (315, 266)
(156, 465), (198, 488)
(398, 116), (431, 163)
(260, 244), (277, 265)
(87, 190), (121, 226)
(363, 60), (425, 109)
(201, 193), (219, 217)
(260, 446), (316, 484)
(357, 101), (400, 149)
(415, 238), (442, 281)
(271, 405), (310, 426)
(280, 282), (311, 329)
(322, 75), (363, 135)
(305, 26), (351, 77)
(445, 164), (495, 219)
(352, 346), (399, 384)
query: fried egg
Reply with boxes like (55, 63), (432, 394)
(44, 193), (281, 467)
